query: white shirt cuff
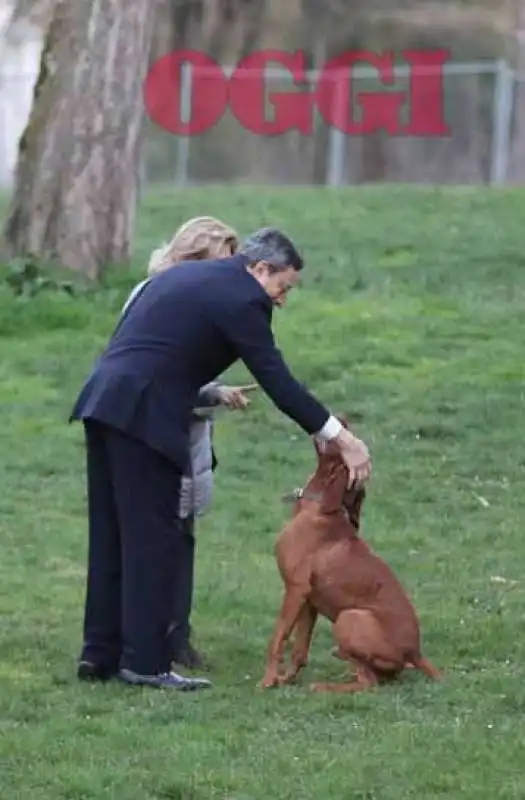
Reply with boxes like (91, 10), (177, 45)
(315, 415), (342, 441)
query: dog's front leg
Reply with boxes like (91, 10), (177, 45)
(278, 603), (318, 685)
(259, 587), (308, 689)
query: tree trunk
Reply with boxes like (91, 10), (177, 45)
(3, 0), (158, 279)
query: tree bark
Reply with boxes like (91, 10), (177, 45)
(3, 0), (158, 279)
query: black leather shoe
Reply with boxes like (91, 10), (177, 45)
(118, 668), (212, 690)
(172, 641), (209, 671)
(77, 660), (116, 682)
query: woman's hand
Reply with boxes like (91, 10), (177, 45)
(217, 383), (258, 410)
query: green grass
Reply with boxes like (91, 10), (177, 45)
(1, 184), (525, 799)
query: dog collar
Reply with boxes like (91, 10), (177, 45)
(282, 488), (323, 503)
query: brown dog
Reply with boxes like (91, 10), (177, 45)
(260, 417), (440, 693)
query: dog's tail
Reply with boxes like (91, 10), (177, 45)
(408, 655), (441, 680)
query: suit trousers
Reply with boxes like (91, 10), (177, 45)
(168, 515), (196, 654)
(81, 419), (186, 675)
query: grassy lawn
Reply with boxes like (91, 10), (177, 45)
(1, 184), (525, 799)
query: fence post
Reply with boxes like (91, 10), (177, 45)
(490, 59), (514, 185)
(326, 69), (347, 186)
(175, 62), (192, 187)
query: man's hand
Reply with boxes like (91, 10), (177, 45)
(217, 383), (258, 410)
(335, 427), (371, 486)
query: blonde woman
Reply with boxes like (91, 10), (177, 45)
(122, 217), (256, 671)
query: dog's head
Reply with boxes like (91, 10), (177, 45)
(282, 414), (367, 525)
(312, 414), (367, 523)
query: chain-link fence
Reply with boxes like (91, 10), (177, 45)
(0, 58), (522, 188)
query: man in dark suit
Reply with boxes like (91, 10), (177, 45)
(71, 227), (371, 690)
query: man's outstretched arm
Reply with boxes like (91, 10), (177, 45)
(217, 297), (341, 438)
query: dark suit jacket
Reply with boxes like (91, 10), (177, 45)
(70, 253), (330, 470)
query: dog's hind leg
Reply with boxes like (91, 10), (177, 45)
(259, 587), (310, 689)
(311, 662), (379, 693)
(277, 603), (318, 685)
(310, 609), (403, 694)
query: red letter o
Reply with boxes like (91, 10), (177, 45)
(143, 49), (228, 136)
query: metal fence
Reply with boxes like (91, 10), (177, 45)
(142, 58), (520, 187)
(0, 58), (523, 188)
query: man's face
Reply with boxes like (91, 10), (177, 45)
(247, 261), (300, 307)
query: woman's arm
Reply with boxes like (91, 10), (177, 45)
(192, 382), (223, 418)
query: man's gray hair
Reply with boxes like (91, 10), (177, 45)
(240, 227), (303, 273)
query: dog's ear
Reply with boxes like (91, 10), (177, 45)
(344, 484), (366, 531)
(320, 468), (348, 515)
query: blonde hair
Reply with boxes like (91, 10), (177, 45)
(147, 216), (240, 276)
